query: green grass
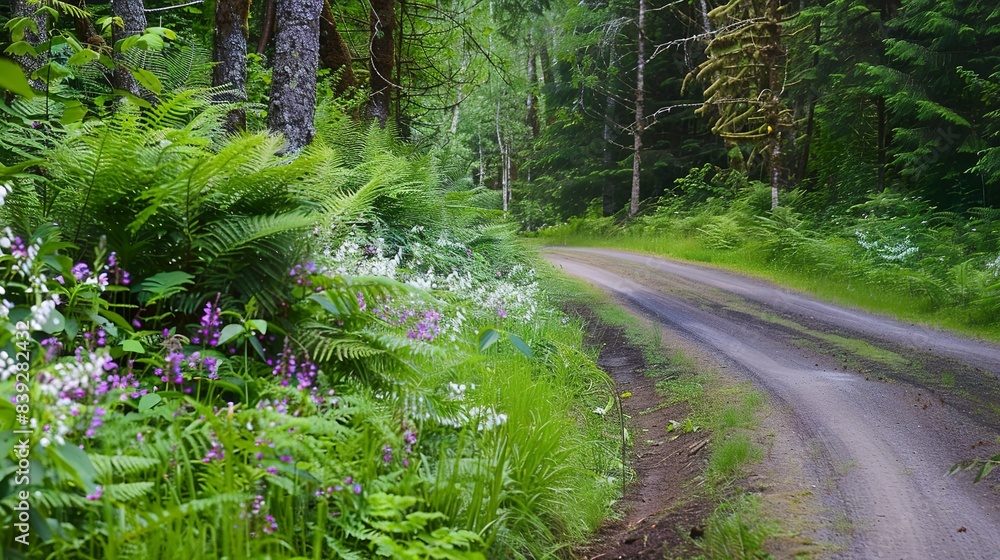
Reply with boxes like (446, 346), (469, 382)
(538, 258), (780, 557)
(697, 493), (776, 560)
(529, 230), (1000, 343)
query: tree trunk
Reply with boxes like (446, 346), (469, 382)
(477, 125), (484, 186)
(766, 0), (783, 210)
(496, 101), (509, 214)
(368, 0), (396, 127)
(602, 41), (618, 217)
(797, 15), (821, 183)
(538, 40), (553, 84)
(876, 96), (887, 191)
(11, 0), (48, 90)
(69, 0), (104, 52)
(213, 0), (250, 131)
(526, 46), (539, 138)
(256, 0), (276, 54)
(450, 82), (462, 135)
(630, 0), (646, 218)
(319, 0), (356, 97)
(111, 0), (147, 96)
(268, 0), (322, 151)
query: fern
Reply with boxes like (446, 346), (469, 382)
(90, 455), (160, 479)
(104, 482), (155, 503)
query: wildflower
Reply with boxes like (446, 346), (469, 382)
(353, 483), (362, 495)
(196, 294), (222, 346)
(71, 263), (91, 282)
(382, 445), (392, 464)
(202, 440), (225, 463)
(86, 486), (103, 500)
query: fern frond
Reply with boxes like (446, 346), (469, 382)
(105, 482), (156, 503)
(90, 454), (160, 478)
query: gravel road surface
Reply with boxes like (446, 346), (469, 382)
(546, 247), (1000, 559)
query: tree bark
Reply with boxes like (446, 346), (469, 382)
(630, 0), (646, 218)
(766, 0), (784, 210)
(213, 0), (250, 131)
(69, 0), (105, 51)
(11, 0), (48, 90)
(602, 92), (617, 217)
(256, 0), (276, 54)
(797, 15), (821, 183)
(876, 95), (887, 191)
(111, 0), (147, 96)
(368, 0), (396, 127)
(602, 41), (617, 217)
(319, 0), (356, 97)
(496, 101), (509, 214)
(526, 47), (539, 138)
(538, 40), (553, 84)
(268, 0), (322, 151)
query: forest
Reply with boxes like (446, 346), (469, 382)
(1, 0), (999, 558)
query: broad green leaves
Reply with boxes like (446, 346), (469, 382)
(0, 58), (35, 98)
(477, 327), (533, 357)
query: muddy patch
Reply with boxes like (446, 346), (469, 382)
(567, 305), (713, 560)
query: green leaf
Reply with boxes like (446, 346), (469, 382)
(41, 308), (66, 334)
(67, 49), (100, 66)
(64, 318), (79, 341)
(60, 101), (88, 124)
(248, 335), (266, 360)
(0, 58), (35, 98)
(130, 67), (162, 94)
(507, 333), (532, 357)
(4, 41), (36, 57)
(122, 340), (145, 353)
(5, 17), (37, 43)
(138, 393), (161, 413)
(216, 324), (244, 345)
(32, 61), (74, 83)
(137, 271), (194, 305)
(49, 443), (97, 492)
(478, 328), (500, 352)
(247, 319), (267, 334)
(133, 34), (164, 51)
(146, 27), (177, 40)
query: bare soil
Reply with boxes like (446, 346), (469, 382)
(568, 305), (713, 560)
(550, 247), (1000, 560)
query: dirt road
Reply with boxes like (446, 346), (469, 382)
(546, 247), (1000, 559)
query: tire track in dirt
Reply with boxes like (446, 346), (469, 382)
(547, 247), (1000, 560)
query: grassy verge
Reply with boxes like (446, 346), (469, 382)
(531, 230), (1000, 343)
(538, 262), (780, 559)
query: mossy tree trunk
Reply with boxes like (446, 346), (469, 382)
(267, 0), (322, 151)
(213, 0), (250, 131)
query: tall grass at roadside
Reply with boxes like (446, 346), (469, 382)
(539, 267), (776, 558)
(533, 165), (1000, 340)
(0, 95), (620, 559)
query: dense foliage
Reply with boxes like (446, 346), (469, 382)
(537, 165), (1000, 329)
(447, 0), (1000, 227)
(0, 88), (621, 557)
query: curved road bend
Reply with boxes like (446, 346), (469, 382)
(545, 247), (1000, 560)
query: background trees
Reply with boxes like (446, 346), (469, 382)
(2, 0), (998, 220)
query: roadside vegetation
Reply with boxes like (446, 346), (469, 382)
(0, 94), (622, 558)
(535, 165), (1000, 340)
(545, 270), (780, 559)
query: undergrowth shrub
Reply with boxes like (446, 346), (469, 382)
(0, 95), (620, 558)
(537, 166), (1000, 329)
